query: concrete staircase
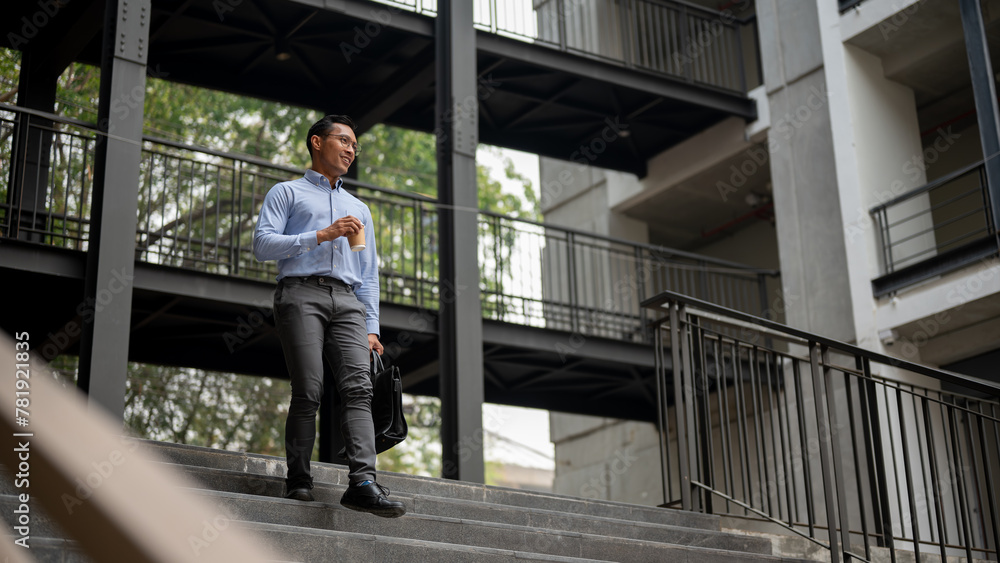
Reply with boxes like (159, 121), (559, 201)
(3, 440), (823, 562)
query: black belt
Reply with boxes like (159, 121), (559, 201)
(282, 275), (354, 291)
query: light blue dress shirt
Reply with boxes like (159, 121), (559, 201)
(253, 169), (380, 336)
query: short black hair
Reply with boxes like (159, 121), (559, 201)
(306, 115), (356, 159)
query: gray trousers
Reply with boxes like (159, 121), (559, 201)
(273, 276), (376, 488)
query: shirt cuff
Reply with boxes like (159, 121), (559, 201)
(300, 231), (319, 251)
(366, 320), (380, 337)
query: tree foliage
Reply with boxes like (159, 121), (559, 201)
(124, 364), (290, 455)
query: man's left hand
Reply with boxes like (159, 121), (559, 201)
(368, 334), (383, 356)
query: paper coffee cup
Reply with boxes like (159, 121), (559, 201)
(348, 226), (365, 252)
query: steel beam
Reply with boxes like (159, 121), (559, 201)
(76, 0), (150, 420)
(476, 32), (757, 120)
(351, 45), (436, 135)
(306, 0), (434, 37)
(436, 0), (485, 483)
(960, 0), (1000, 238)
(482, 320), (657, 368)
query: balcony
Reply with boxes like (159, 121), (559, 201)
(870, 159), (999, 296)
(378, 0), (761, 94)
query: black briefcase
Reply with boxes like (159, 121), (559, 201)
(337, 352), (408, 457)
(370, 352), (408, 454)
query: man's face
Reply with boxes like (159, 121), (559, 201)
(312, 123), (357, 177)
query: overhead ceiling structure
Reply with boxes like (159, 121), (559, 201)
(845, 0), (1000, 135)
(3, 0), (756, 177)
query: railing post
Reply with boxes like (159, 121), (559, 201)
(809, 343), (842, 563)
(734, 19), (747, 93)
(698, 261), (709, 302)
(415, 199), (423, 308)
(757, 273), (769, 320)
(858, 358), (897, 560)
(619, 0), (634, 69)
(975, 415), (1000, 561)
(635, 246), (648, 338)
(556, 0), (568, 52)
(231, 160), (241, 276)
(691, 315), (714, 514)
(670, 302), (692, 511)
(894, 387), (923, 563)
(654, 322), (671, 507)
(567, 231), (579, 334)
(921, 398), (950, 563)
(680, 305), (700, 511)
(679, 5), (694, 83)
(825, 351), (853, 559)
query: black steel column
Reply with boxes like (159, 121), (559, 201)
(436, 0), (485, 482)
(960, 0), (1000, 236)
(77, 0), (150, 419)
(7, 49), (59, 242)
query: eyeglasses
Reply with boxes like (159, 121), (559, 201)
(325, 133), (362, 155)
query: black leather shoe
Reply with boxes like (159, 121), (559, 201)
(284, 487), (314, 502)
(340, 482), (406, 518)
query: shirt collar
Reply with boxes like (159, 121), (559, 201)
(304, 169), (343, 191)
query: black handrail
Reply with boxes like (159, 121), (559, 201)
(645, 289), (1000, 563)
(870, 159), (987, 214)
(643, 291), (1000, 397)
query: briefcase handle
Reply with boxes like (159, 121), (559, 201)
(370, 349), (385, 375)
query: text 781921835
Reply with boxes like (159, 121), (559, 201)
(12, 331), (32, 548)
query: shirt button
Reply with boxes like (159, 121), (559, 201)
(319, 277), (325, 282)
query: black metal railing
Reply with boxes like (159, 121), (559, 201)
(377, 0), (762, 93)
(2, 103), (778, 343)
(645, 290), (1000, 563)
(870, 160), (999, 296)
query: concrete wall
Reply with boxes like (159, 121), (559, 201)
(759, 0), (857, 342)
(539, 157), (648, 242)
(693, 220), (780, 271)
(549, 412), (662, 505)
(545, 7), (1000, 547)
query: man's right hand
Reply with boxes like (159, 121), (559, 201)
(317, 215), (362, 244)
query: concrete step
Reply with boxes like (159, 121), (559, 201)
(238, 519), (811, 563)
(15, 521), (622, 563)
(179, 486), (775, 561)
(168, 464), (773, 555)
(3, 440), (824, 562)
(8, 537), (90, 563)
(0, 494), (66, 539)
(137, 439), (720, 531)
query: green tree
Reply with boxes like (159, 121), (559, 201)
(124, 364), (290, 455)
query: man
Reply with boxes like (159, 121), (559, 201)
(253, 115), (405, 518)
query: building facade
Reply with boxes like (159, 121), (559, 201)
(544, 0), (1000, 508)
